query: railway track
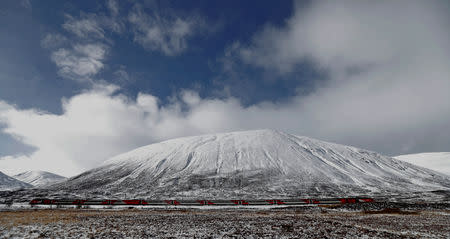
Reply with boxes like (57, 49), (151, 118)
(29, 197), (374, 206)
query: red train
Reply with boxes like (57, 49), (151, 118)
(29, 197), (374, 206)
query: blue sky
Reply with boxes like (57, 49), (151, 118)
(0, 0), (303, 111)
(0, 0), (449, 176)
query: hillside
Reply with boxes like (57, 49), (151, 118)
(53, 130), (450, 199)
(0, 171), (31, 191)
(13, 171), (66, 187)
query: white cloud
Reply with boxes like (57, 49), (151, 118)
(48, 2), (124, 83)
(0, 85), (220, 176)
(51, 44), (107, 81)
(0, 76), (449, 177)
(0, 84), (260, 176)
(63, 14), (106, 39)
(41, 33), (67, 49)
(128, 4), (205, 56)
(240, 1), (449, 73)
(106, 0), (119, 17)
(62, 9), (124, 40)
(112, 66), (132, 85)
(234, 0), (450, 153)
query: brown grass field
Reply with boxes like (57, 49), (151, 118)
(0, 207), (449, 238)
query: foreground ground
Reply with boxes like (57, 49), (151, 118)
(0, 206), (449, 238)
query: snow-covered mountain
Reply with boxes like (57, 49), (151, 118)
(13, 171), (66, 187)
(0, 171), (31, 190)
(395, 152), (450, 175)
(54, 130), (450, 199)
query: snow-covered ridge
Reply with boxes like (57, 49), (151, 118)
(395, 152), (450, 175)
(55, 129), (450, 198)
(0, 171), (31, 190)
(13, 170), (66, 187)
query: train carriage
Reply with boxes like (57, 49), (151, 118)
(29, 197), (375, 207)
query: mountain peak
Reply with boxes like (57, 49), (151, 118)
(55, 130), (450, 199)
(13, 170), (66, 187)
(0, 171), (31, 190)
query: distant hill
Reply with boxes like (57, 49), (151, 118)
(0, 171), (31, 190)
(13, 171), (66, 187)
(395, 152), (450, 175)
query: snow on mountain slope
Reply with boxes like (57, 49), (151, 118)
(395, 153), (450, 175)
(54, 130), (450, 198)
(0, 171), (31, 190)
(13, 171), (66, 187)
